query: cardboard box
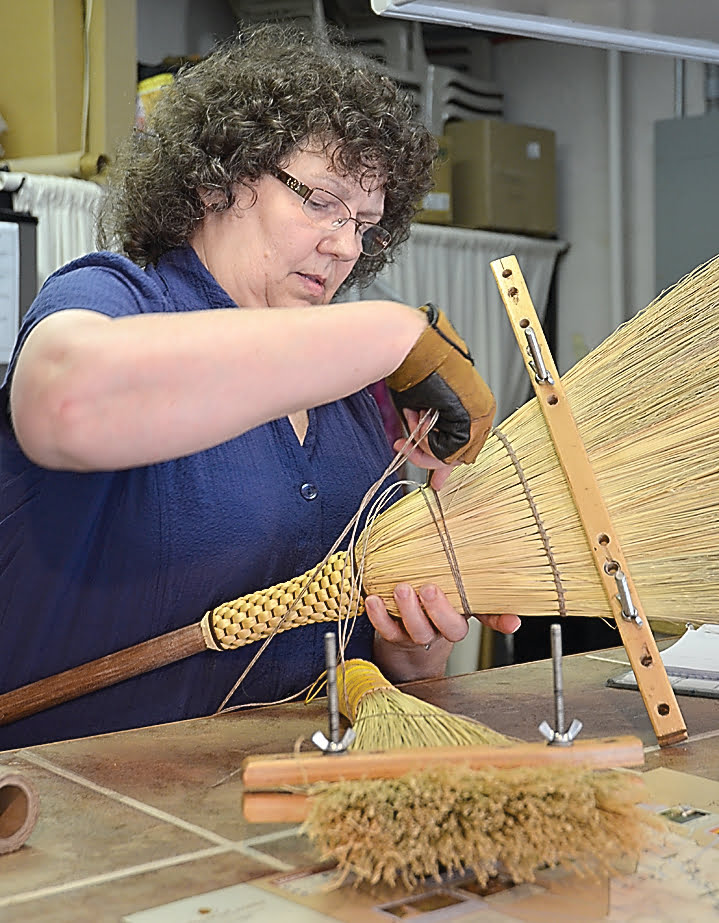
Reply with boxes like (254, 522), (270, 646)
(0, 0), (84, 158)
(415, 135), (453, 226)
(446, 118), (557, 237)
(0, 0), (136, 161)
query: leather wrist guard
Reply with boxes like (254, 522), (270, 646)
(386, 303), (496, 464)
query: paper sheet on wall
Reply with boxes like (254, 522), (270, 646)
(0, 222), (20, 365)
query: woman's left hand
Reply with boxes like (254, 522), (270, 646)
(393, 408), (458, 490)
(366, 583), (521, 682)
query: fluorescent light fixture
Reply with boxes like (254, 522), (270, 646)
(371, 1), (719, 63)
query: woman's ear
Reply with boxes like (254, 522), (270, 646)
(231, 181), (257, 210)
(198, 181), (257, 216)
(202, 181), (257, 211)
(198, 186), (232, 210)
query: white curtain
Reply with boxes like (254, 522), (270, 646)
(12, 175), (104, 291)
(368, 223), (568, 420)
(357, 223), (568, 675)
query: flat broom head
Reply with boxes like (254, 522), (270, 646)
(302, 763), (657, 890)
(302, 660), (661, 889)
(358, 255), (719, 627)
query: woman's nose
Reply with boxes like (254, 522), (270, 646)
(318, 220), (362, 260)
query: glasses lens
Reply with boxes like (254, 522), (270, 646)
(299, 185), (391, 256)
(302, 189), (350, 229)
(360, 224), (391, 256)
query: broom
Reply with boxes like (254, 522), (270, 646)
(2, 254), (717, 724)
(210, 252), (719, 646)
(241, 659), (660, 889)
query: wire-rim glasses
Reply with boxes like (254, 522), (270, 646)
(274, 169), (391, 257)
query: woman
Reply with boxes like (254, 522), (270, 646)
(0, 24), (518, 750)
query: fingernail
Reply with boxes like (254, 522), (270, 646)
(419, 584), (436, 601)
(394, 584), (411, 601)
(364, 595), (379, 615)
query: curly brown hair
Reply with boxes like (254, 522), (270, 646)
(98, 22), (437, 292)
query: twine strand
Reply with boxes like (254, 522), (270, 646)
(419, 486), (473, 618)
(492, 427), (568, 618)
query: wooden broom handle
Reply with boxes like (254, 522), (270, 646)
(0, 621), (210, 728)
(0, 553), (353, 727)
(0, 555), (354, 728)
(491, 255), (687, 748)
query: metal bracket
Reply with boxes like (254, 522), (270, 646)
(539, 623), (583, 746)
(525, 326), (555, 384)
(612, 567), (643, 625)
(311, 632), (355, 754)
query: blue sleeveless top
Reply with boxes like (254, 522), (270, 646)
(0, 247), (395, 749)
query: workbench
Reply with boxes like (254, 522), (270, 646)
(1, 645), (718, 921)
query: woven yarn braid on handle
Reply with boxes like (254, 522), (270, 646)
(206, 551), (356, 650)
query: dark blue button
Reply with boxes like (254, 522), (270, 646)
(300, 482), (318, 501)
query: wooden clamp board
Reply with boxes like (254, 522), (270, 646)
(241, 735), (645, 823)
(490, 255), (687, 748)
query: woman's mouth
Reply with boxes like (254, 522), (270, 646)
(297, 272), (326, 296)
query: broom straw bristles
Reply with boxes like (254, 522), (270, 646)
(302, 764), (660, 889)
(337, 659), (514, 750)
(359, 256), (719, 626)
(210, 256), (719, 644)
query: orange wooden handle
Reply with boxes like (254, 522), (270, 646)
(241, 735), (644, 790)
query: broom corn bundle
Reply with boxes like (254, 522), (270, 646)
(211, 254), (719, 647)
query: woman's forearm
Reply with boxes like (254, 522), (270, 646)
(10, 301), (426, 471)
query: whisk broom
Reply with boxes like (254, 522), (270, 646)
(241, 658), (658, 889)
(3, 253), (718, 727)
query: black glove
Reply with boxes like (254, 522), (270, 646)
(386, 304), (495, 464)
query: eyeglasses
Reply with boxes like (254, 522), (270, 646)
(274, 169), (392, 257)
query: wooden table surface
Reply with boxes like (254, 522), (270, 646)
(1, 645), (718, 921)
